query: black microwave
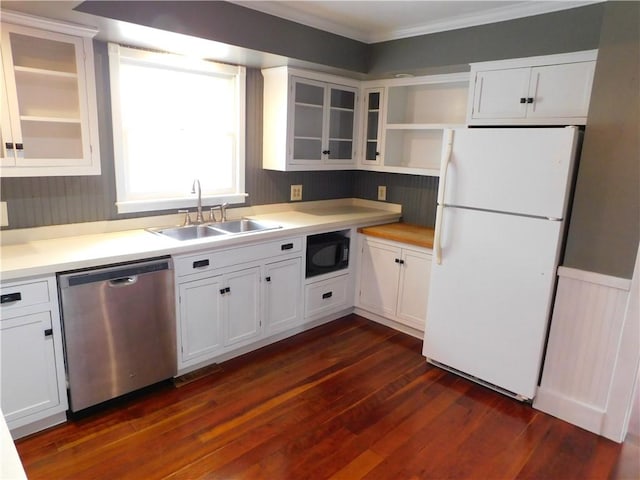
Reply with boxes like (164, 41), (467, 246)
(306, 232), (350, 278)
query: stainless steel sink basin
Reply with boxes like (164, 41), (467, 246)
(148, 224), (229, 241)
(147, 219), (281, 241)
(213, 219), (280, 234)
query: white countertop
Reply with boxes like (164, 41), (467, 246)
(0, 199), (401, 282)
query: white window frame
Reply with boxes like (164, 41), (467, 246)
(108, 43), (246, 214)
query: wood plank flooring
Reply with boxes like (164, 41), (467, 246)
(15, 315), (635, 479)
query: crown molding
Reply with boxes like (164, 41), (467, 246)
(232, 1), (602, 44)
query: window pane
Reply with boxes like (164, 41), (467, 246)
(118, 61), (237, 199)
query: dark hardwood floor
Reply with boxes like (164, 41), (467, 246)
(15, 315), (636, 479)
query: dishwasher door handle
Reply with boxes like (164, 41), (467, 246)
(108, 276), (138, 287)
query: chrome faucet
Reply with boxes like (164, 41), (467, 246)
(191, 179), (204, 224)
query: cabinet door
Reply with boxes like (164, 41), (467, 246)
(223, 266), (261, 347)
(362, 88), (383, 165)
(290, 77), (325, 163)
(471, 68), (530, 120)
(1, 311), (61, 424)
(527, 61), (595, 119)
(178, 276), (223, 363)
(264, 257), (302, 335)
(358, 239), (401, 317)
(0, 22), (100, 175)
(327, 84), (357, 163)
(396, 249), (432, 330)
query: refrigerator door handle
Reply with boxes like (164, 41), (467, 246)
(435, 130), (454, 264)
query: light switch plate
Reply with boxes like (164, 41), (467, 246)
(377, 185), (387, 201)
(290, 184), (302, 201)
(0, 201), (8, 227)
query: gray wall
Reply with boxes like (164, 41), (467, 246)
(5, 2), (638, 280)
(367, 3), (605, 74)
(563, 1), (640, 279)
(0, 45), (356, 229)
(76, 0), (368, 73)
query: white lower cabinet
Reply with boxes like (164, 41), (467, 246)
(222, 266), (261, 347)
(357, 236), (432, 331)
(305, 273), (351, 319)
(264, 258), (303, 335)
(178, 275), (224, 363)
(0, 276), (68, 437)
(174, 237), (304, 371)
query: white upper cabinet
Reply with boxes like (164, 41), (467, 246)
(0, 11), (101, 176)
(467, 50), (597, 125)
(263, 66), (359, 171)
(360, 73), (469, 176)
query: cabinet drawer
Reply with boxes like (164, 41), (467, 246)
(175, 237), (303, 277)
(0, 281), (50, 313)
(305, 274), (349, 318)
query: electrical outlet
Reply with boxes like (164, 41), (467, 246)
(377, 185), (387, 201)
(290, 184), (303, 201)
(0, 202), (7, 227)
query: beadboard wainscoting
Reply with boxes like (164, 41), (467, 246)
(534, 261), (639, 442)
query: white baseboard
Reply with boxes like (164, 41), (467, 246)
(353, 307), (424, 339)
(535, 386), (605, 434)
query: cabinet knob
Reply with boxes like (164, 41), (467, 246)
(265, 276), (271, 282)
(527, 97), (534, 104)
(5, 142), (14, 150)
(44, 328), (53, 337)
(219, 288), (226, 295)
(15, 143), (23, 150)
(519, 98), (527, 104)
(322, 150), (330, 155)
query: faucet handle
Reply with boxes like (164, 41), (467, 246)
(178, 209), (192, 226)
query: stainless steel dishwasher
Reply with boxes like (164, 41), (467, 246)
(58, 257), (176, 412)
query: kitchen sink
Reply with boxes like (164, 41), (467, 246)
(148, 219), (281, 241)
(213, 219), (280, 234)
(148, 224), (229, 241)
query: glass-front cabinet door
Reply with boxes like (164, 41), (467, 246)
(362, 88), (383, 165)
(291, 78), (325, 163)
(289, 77), (357, 167)
(0, 16), (101, 176)
(327, 85), (356, 163)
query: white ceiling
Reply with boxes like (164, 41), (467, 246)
(232, 0), (598, 43)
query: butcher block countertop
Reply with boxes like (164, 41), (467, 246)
(358, 222), (434, 249)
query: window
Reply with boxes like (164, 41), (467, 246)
(108, 43), (246, 214)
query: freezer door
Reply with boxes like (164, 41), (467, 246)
(423, 207), (562, 399)
(442, 127), (579, 219)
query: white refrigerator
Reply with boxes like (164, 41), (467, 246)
(423, 126), (580, 401)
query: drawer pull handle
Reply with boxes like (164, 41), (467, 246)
(322, 291), (333, 299)
(44, 329), (53, 337)
(15, 143), (24, 150)
(1, 292), (22, 304)
(5, 142), (13, 150)
(193, 259), (210, 269)
(281, 243), (294, 250)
